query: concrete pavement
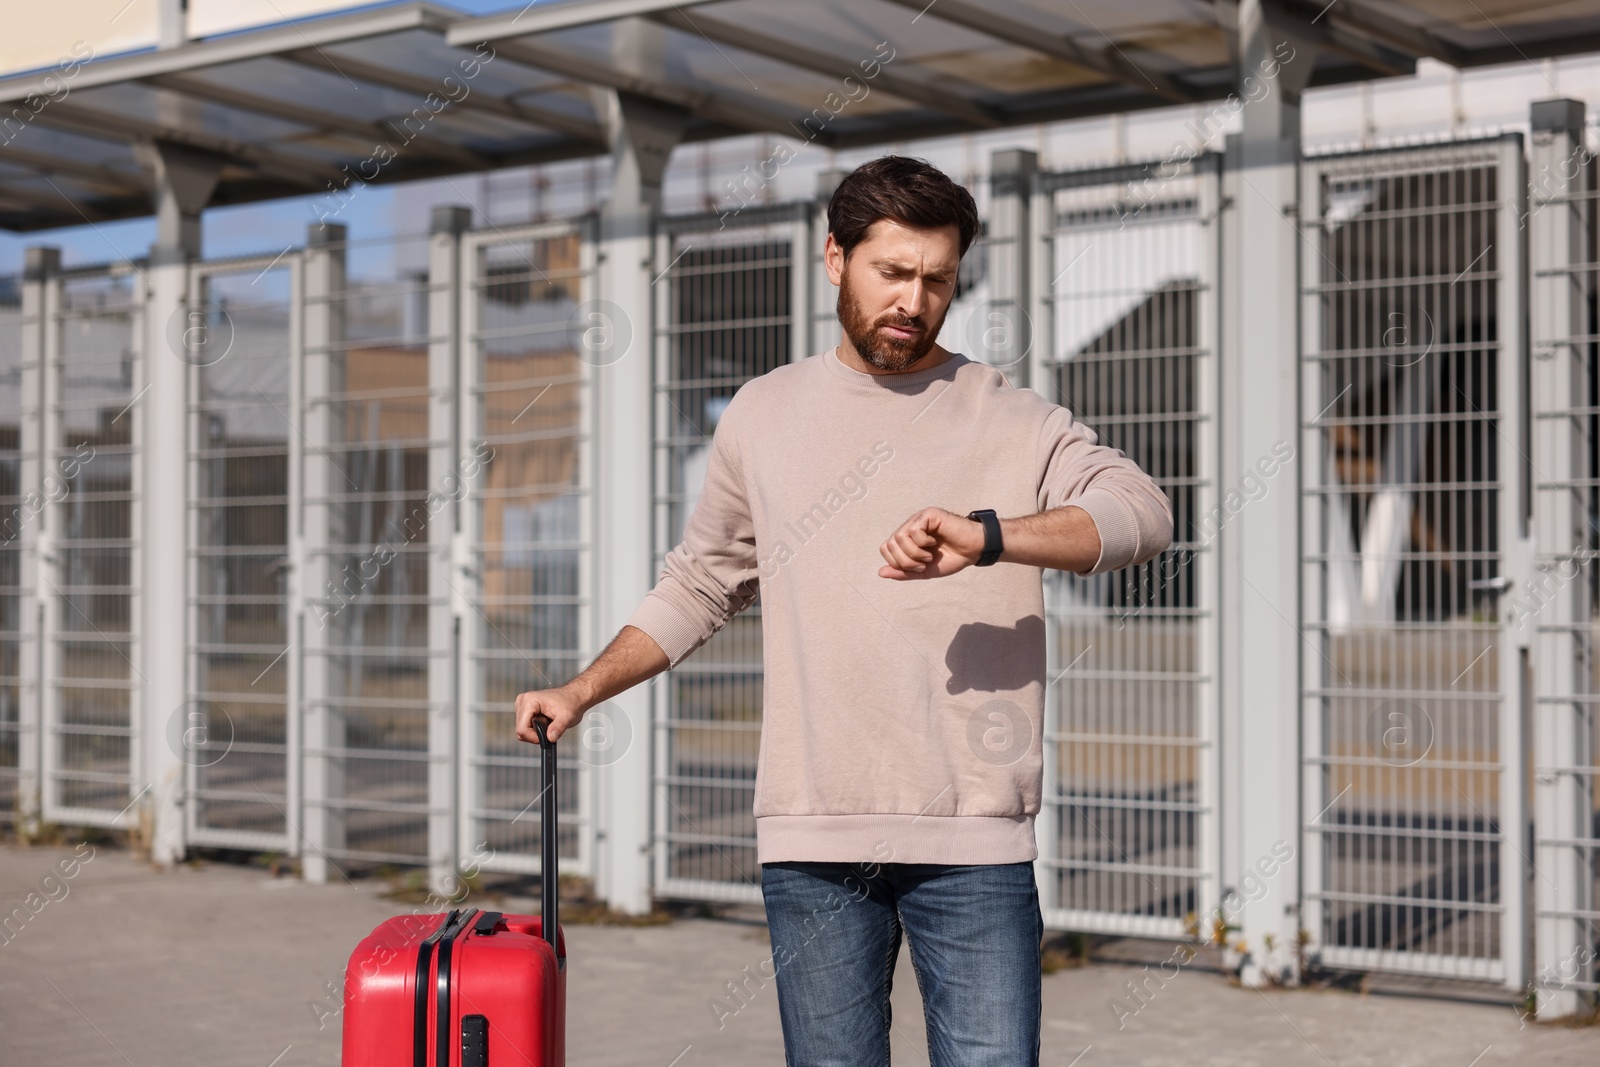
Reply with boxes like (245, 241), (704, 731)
(0, 843), (1594, 1066)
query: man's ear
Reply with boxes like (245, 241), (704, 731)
(824, 233), (845, 285)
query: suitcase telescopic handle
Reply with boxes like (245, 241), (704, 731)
(530, 715), (561, 963)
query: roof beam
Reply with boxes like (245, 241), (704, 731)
(144, 72), (496, 170)
(1311, 1), (1469, 68)
(0, 142), (145, 196)
(478, 36), (839, 147)
(447, 0), (722, 41)
(27, 102), (337, 191)
(646, 8), (1004, 129)
(278, 48), (606, 145)
(875, 0), (1205, 106)
(0, 182), (113, 220)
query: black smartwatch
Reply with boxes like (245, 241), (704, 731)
(966, 509), (1003, 566)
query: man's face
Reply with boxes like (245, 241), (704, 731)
(830, 218), (961, 372)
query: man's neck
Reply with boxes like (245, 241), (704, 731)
(835, 342), (954, 377)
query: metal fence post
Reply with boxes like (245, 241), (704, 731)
(429, 206), (471, 895)
(1495, 131), (1533, 996)
(143, 250), (190, 865)
(595, 90), (685, 915)
(986, 149), (1035, 388)
(34, 256), (62, 828)
(812, 169), (845, 355)
(301, 223), (347, 883)
(1529, 96), (1594, 1017)
(15, 246), (57, 836)
(284, 250), (306, 870)
(1220, 3), (1316, 985)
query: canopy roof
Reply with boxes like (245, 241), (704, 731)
(0, 0), (1596, 232)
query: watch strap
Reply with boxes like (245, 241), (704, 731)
(966, 509), (1003, 566)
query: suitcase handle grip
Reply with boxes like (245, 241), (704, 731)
(530, 715), (562, 964)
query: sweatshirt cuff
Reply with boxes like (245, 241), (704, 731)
(623, 593), (708, 669)
(1066, 488), (1140, 575)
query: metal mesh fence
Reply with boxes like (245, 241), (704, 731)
(465, 223), (590, 873)
(1301, 140), (1517, 981)
(306, 234), (438, 865)
(0, 273), (22, 824)
(6, 136), (1595, 1000)
(188, 262), (293, 845)
(1037, 160), (1218, 936)
(50, 270), (139, 821)
(652, 213), (799, 900)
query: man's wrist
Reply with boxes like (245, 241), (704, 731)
(558, 678), (594, 713)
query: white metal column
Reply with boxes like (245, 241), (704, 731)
(595, 88), (686, 915)
(142, 253), (186, 863)
(300, 225), (347, 883)
(13, 248), (55, 835)
(1529, 96), (1598, 1016)
(1220, 0), (1316, 985)
(1498, 129), (1533, 1000)
(429, 208), (470, 894)
(985, 149), (1035, 390)
(811, 169), (845, 359)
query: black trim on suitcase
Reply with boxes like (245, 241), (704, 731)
(436, 908), (480, 1067)
(414, 909), (461, 1067)
(472, 911), (503, 936)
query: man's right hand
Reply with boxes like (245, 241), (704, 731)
(514, 685), (586, 745)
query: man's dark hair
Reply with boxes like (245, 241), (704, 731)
(827, 155), (980, 261)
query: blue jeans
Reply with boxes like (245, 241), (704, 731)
(760, 861), (1043, 1067)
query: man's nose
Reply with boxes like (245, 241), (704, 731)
(896, 281), (928, 319)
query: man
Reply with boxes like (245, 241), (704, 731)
(515, 154), (1172, 1066)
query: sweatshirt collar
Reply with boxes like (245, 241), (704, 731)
(823, 345), (969, 390)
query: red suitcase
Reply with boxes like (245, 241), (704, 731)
(342, 719), (566, 1067)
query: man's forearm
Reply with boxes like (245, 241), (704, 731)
(996, 505), (1102, 574)
(563, 625), (670, 712)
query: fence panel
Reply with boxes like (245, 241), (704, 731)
(1034, 158), (1221, 937)
(651, 205), (807, 903)
(44, 269), (140, 826)
(461, 219), (595, 877)
(301, 233), (441, 868)
(184, 257), (296, 850)
(1299, 137), (1528, 983)
(0, 273), (24, 825)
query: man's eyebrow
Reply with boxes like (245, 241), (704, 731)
(871, 259), (958, 278)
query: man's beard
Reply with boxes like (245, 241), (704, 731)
(837, 270), (946, 372)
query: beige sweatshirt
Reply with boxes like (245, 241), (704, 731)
(625, 347), (1173, 865)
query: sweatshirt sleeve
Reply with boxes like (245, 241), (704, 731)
(1036, 404), (1174, 576)
(623, 426), (760, 669)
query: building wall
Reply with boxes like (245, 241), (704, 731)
(0, 0), (374, 78)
